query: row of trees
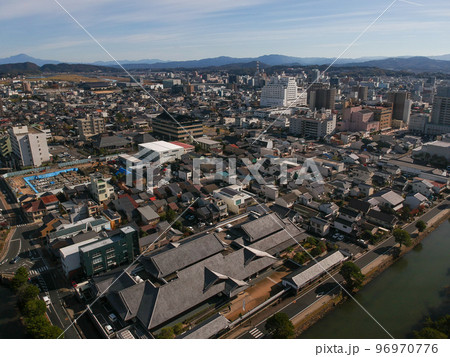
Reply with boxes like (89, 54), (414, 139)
(12, 267), (64, 339)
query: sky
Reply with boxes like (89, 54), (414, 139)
(0, 0), (449, 63)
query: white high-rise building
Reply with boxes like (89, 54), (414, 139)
(260, 76), (298, 107)
(8, 126), (50, 167)
(289, 110), (336, 139)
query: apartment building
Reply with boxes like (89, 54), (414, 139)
(152, 112), (203, 141)
(77, 115), (106, 139)
(8, 126), (50, 167)
(90, 173), (115, 203)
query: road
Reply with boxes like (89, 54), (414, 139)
(239, 197), (450, 339)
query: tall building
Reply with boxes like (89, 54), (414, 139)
(260, 76), (298, 107)
(289, 111), (336, 139)
(431, 87), (450, 126)
(77, 115), (106, 140)
(310, 88), (336, 110)
(388, 91), (412, 126)
(8, 126), (50, 167)
(152, 112), (203, 141)
(352, 86), (368, 101)
(341, 106), (379, 133)
(365, 103), (393, 131)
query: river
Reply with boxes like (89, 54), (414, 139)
(0, 284), (26, 338)
(300, 220), (450, 339)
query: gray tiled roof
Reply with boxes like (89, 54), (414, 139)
(141, 233), (225, 278)
(241, 212), (285, 242)
(178, 314), (229, 339)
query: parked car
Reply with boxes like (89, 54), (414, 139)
(225, 223), (232, 229)
(108, 313), (117, 323)
(105, 325), (114, 334)
(43, 296), (51, 307)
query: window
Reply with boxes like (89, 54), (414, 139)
(93, 257), (103, 265)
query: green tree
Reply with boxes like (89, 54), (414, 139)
(393, 229), (412, 248)
(293, 252), (308, 265)
(18, 284), (40, 308)
(173, 220), (183, 231)
(157, 327), (175, 339)
(173, 323), (184, 335)
(166, 208), (176, 222)
(310, 247), (322, 257)
(265, 312), (295, 339)
(11, 266), (29, 292)
(414, 327), (447, 339)
(306, 236), (319, 246)
(399, 206), (411, 221)
(415, 220), (427, 232)
(340, 261), (365, 292)
(23, 299), (46, 318)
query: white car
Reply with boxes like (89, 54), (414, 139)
(225, 223), (232, 229)
(43, 296), (51, 307)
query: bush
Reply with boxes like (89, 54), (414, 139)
(310, 247), (322, 257)
(306, 236), (319, 246)
(157, 327), (174, 339)
(173, 323), (185, 335)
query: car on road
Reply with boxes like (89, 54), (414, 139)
(43, 296), (51, 306)
(216, 227), (223, 233)
(9, 256), (20, 264)
(108, 313), (118, 323)
(225, 223), (233, 229)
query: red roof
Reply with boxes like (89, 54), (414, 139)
(41, 195), (59, 205)
(168, 202), (179, 211)
(118, 193), (139, 208)
(23, 200), (46, 213)
(170, 141), (195, 150)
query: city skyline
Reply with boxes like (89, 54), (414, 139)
(1, 0), (449, 62)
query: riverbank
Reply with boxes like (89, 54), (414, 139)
(294, 206), (450, 338)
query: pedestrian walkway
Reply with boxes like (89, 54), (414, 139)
(37, 274), (48, 293)
(30, 266), (49, 277)
(248, 327), (264, 339)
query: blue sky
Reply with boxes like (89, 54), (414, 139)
(0, 0), (449, 62)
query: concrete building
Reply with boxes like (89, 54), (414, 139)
(430, 87), (450, 131)
(196, 137), (222, 151)
(213, 185), (252, 214)
(260, 76), (298, 107)
(77, 115), (106, 139)
(341, 106), (380, 133)
(289, 111), (336, 139)
(8, 126), (50, 167)
(90, 173), (115, 203)
(79, 227), (138, 276)
(137, 141), (184, 164)
(310, 88), (336, 110)
(365, 103), (393, 131)
(388, 91), (412, 126)
(152, 112), (203, 141)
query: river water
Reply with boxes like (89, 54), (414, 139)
(300, 220), (450, 339)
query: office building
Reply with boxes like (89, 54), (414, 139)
(77, 115), (106, 139)
(289, 111), (336, 139)
(152, 112), (203, 141)
(79, 226), (138, 276)
(260, 76), (298, 107)
(137, 141), (185, 164)
(388, 91), (412, 126)
(341, 106), (380, 133)
(310, 88), (336, 110)
(431, 87), (450, 127)
(8, 126), (50, 167)
(365, 103), (393, 131)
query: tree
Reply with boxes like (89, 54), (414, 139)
(293, 252), (308, 265)
(23, 299), (46, 318)
(414, 327), (447, 339)
(18, 284), (40, 308)
(393, 229), (412, 248)
(173, 323), (184, 335)
(310, 247), (322, 257)
(415, 220), (427, 232)
(265, 313), (295, 339)
(399, 206), (411, 221)
(157, 327), (174, 339)
(166, 208), (176, 222)
(25, 316), (64, 339)
(340, 261), (365, 292)
(11, 266), (29, 291)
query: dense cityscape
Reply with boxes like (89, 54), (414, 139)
(0, 1), (449, 352)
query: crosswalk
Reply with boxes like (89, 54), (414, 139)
(249, 327), (264, 339)
(30, 266), (49, 277)
(37, 274), (48, 293)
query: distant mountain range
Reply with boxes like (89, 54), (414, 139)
(0, 62), (120, 75)
(2, 53), (450, 74)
